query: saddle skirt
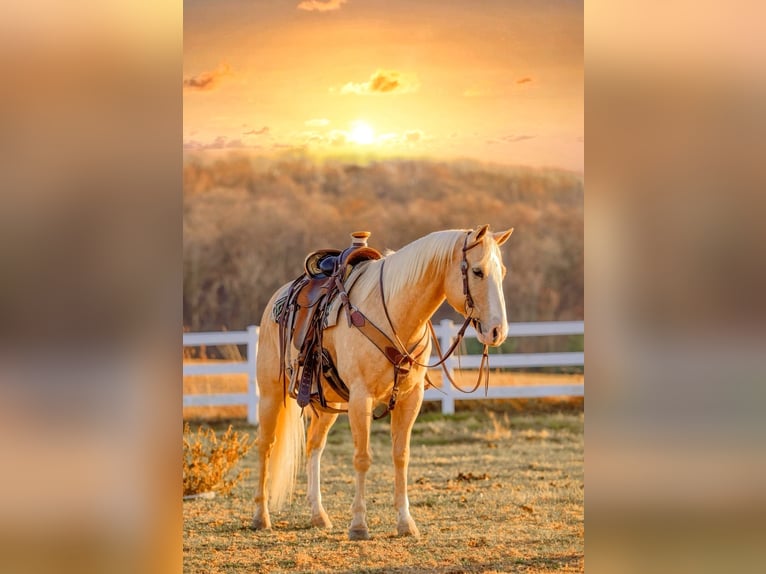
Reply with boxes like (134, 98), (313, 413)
(272, 255), (377, 410)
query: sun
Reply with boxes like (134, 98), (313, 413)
(348, 121), (375, 145)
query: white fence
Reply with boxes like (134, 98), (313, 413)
(183, 326), (260, 424)
(183, 320), (584, 424)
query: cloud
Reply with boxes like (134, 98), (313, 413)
(516, 77), (533, 84)
(183, 136), (258, 151)
(304, 133), (325, 143)
(381, 130), (426, 146)
(297, 130), (345, 146)
(500, 134), (535, 143)
(183, 64), (232, 91)
(485, 134), (536, 146)
(297, 0), (347, 12)
(299, 127), (426, 148)
(305, 118), (330, 127)
(243, 126), (270, 136)
(339, 69), (419, 95)
(403, 130), (423, 143)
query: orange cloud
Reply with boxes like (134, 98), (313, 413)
(297, 0), (347, 12)
(501, 134), (535, 142)
(339, 69), (419, 95)
(403, 130), (423, 143)
(516, 77), (533, 84)
(486, 134), (535, 145)
(184, 136), (256, 150)
(183, 64), (232, 91)
(243, 126), (270, 136)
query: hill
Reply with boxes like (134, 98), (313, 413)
(183, 154), (583, 332)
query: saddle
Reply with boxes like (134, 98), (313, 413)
(275, 232), (382, 410)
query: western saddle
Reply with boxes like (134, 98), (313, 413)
(275, 232), (382, 411)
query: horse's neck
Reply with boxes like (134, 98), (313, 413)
(382, 254), (450, 346)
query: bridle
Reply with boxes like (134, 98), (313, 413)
(460, 230), (483, 313)
(377, 231), (492, 402)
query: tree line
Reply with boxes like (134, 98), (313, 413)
(183, 153), (583, 336)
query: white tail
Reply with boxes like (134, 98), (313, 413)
(267, 398), (305, 511)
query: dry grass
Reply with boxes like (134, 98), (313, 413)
(183, 424), (254, 497)
(183, 406), (583, 573)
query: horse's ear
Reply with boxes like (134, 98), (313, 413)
(494, 228), (514, 246)
(473, 224), (490, 241)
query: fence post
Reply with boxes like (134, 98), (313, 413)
(247, 325), (260, 425)
(438, 319), (457, 415)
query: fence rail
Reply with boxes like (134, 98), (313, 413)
(183, 320), (584, 424)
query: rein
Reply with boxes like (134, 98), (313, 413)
(441, 232), (492, 395)
(376, 231), (492, 399)
(332, 231), (493, 418)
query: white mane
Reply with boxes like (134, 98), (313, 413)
(354, 230), (467, 301)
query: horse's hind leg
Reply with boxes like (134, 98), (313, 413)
(390, 383), (424, 538)
(251, 392), (281, 530)
(306, 409), (338, 528)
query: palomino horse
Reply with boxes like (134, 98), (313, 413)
(251, 225), (513, 539)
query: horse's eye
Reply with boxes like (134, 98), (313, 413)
(472, 268), (484, 279)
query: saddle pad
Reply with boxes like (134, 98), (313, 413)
(270, 283), (292, 323)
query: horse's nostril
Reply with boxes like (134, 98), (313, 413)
(492, 327), (499, 342)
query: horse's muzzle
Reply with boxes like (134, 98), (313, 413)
(475, 320), (507, 347)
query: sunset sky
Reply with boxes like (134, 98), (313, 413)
(184, 0), (583, 171)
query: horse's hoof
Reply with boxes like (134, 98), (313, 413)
(348, 527), (371, 541)
(250, 516), (272, 530)
(311, 512), (333, 529)
(397, 519), (420, 538)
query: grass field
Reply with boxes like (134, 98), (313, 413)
(183, 401), (584, 573)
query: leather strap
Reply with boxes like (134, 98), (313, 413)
(429, 321), (491, 395)
(374, 231), (491, 397)
(279, 229), (493, 417)
(461, 231), (483, 313)
(376, 244), (477, 373)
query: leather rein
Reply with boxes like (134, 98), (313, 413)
(340, 231), (492, 418)
(379, 231), (491, 396)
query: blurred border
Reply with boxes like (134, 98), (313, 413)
(587, 1), (766, 572)
(0, 2), (182, 573)
(3, 1), (765, 572)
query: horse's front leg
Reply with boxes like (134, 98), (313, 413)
(390, 382), (424, 538)
(347, 393), (374, 540)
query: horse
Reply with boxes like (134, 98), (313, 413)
(251, 224), (513, 540)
